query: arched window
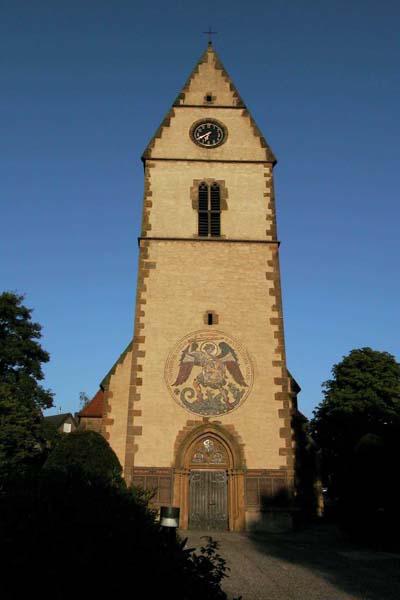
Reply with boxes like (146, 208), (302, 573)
(198, 182), (221, 237)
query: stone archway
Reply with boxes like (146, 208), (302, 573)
(173, 424), (246, 531)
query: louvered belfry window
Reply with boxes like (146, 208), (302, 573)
(198, 182), (221, 237)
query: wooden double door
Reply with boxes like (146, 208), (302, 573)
(189, 470), (228, 530)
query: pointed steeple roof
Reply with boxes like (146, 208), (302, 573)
(173, 42), (245, 108)
(142, 44), (276, 164)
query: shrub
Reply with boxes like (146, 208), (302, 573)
(1, 451), (235, 598)
(43, 429), (124, 486)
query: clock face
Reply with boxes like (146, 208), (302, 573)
(190, 120), (226, 148)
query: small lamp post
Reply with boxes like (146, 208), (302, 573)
(160, 506), (180, 544)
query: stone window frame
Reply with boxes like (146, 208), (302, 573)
(191, 179), (228, 239)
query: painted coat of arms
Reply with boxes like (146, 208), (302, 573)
(165, 330), (253, 416)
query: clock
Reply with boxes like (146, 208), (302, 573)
(190, 119), (227, 148)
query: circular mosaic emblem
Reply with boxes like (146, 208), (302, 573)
(165, 330), (253, 417)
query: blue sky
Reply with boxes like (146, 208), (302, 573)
(1, 0), (399, 418)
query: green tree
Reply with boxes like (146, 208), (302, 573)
(311, 347), (400, 538)
(0, 292), (53, 475)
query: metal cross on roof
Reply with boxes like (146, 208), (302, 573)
(203, 27), (217, 45)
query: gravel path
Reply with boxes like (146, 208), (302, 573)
(184, 525), (400, 600)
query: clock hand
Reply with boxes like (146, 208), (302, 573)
(197, 131), (211, 141)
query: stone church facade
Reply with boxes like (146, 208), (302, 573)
(80, 43), (301, 531)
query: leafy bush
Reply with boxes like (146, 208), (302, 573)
(1, 438), (236, 599)
(43, 429), (124, 486)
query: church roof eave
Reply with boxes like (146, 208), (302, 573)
(78, 389), (104, 418)
(141, 106), (176, 162)
(100, 340), (133, 391)
(287, 369), (301, 394)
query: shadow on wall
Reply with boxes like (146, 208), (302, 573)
(246, 410), (322, 534)
(245, 486), (296, 534)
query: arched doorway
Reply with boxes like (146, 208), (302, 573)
(188, 436), (230, 530)
(173, 425), (246, 531)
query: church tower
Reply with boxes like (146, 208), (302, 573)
(81, 44), (300, 531)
